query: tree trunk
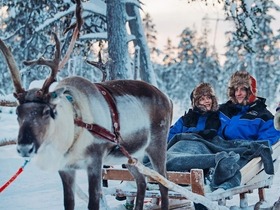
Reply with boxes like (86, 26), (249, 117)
(107, 0), (132, 80)
(126, 3), (157, 86)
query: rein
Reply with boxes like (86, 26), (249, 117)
(74, 84), (132, 160)
(0, 159), (30, 193)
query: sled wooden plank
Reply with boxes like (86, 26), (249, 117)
(244, 159), (279, 186)
(103, 169), (193, 185)
(240, 141), (280, 185)
(190, 169), (205, 195)
(103, 168), (205, 195)
(149, 171), (192, 185)
(115, 188), (189, 199)
(205, 176), (274, 201)
(103, 168), (135, 181)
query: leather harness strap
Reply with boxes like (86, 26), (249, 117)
(74, 84), (132, 159)
(74, 119), (116, 141)
(95, 83), (120, 137)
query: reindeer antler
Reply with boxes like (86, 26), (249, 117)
(0, 0), (83, 103)
(23, 33), (61, 96)
(0, 39), (25, 99)
(59, 0), (83, 70)
(24, 0), (83, 96)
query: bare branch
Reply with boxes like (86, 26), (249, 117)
(0, 100), (17, 107)
(86, 41), (107, 82)
(86, 57), (107, 82)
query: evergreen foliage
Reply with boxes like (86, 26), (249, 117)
(0, 0), (279, 110)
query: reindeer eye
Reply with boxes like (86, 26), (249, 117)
(43, 109), (50, 116)
(43, 106), (56, 119)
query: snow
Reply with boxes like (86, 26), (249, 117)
(1, 110), (280, 210)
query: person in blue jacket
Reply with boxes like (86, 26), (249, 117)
(219, 70), (280, 145)
(168, 82), (221, 142)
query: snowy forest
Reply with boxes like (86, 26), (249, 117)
(0, 0), (280, 110)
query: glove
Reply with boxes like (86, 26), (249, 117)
(197, 129), (217, 140)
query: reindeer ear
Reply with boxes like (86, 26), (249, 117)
(49, 87), (66, 105)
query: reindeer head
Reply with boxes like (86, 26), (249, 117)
(0, 0), (83, 158)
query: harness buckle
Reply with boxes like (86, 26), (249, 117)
(86, 123), (93, 130)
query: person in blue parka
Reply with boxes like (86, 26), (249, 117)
(219, 70), (280, 146)
(168, 82), (221, 142)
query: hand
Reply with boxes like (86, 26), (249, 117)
(197, 129), (217, 140)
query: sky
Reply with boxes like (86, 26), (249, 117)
(140, 0), (280, 64)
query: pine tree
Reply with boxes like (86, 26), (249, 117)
(163, 27), (199, 108)
(142, 13), (159, 63)
(162, 38), (177, 66)
(223, 0), (280, 103)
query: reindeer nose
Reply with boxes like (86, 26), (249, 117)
(17, 143), (35, 157)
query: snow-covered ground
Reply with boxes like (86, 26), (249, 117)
(1, 108), (280, 210)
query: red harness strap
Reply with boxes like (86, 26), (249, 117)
(74, 84), (132, 159)
(74, 119), (116, 141)
(95, 84), (120, 137)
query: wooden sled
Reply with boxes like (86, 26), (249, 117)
(102, 141), (280, 209)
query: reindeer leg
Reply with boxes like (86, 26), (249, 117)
(147, 143), (169, 210)
(87, 161), (103, 210)
(126, 165), (147, 210)
(59, 169), (76, 210)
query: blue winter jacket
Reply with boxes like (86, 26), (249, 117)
(219, 98), (280, 145)
(168, 107), (221, 142)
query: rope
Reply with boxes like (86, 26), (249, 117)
(0, 159), (30, 193)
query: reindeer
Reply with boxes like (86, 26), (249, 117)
(0, 1), (172, 210)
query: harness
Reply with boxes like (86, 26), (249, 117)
(3, 85), (133, 194)
(17, 85), (132, 159)
(74, 84), (132, 159)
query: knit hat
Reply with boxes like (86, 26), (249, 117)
(228, 70), (257, 104)
(192, 83), (218, 111)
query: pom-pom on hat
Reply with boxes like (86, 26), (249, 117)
(192, 83), (218, 111)
(228, 70), (257, 104)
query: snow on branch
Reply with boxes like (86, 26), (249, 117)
(0, 94), (17, 107)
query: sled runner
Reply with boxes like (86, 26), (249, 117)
(102, 140), (280, 209)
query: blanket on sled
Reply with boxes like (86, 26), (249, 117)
(146, 133), (274, 191)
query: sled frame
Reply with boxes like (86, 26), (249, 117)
(102, 141), (280, 208)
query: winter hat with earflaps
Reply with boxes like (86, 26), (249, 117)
(228, 70), (257, 104)
(191, 83), (218, 112)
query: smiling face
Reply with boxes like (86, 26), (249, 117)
(234, 85), (248, 105)
(198, 95), (213, 111)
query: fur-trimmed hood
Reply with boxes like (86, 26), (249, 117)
(192, 83), (218, 112)
(228, 70), (257, 104)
